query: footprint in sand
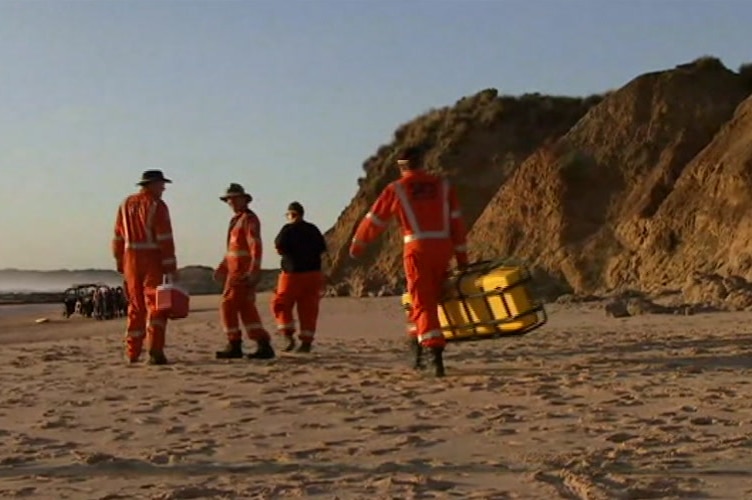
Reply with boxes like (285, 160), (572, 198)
(111, 430), (134, 441)
(370, 446), (402, 456)
(606, 432), (640, 443)
(37, 416), (77, 430)
(300, 422), (335, 430)
(164, 425), (185, 435)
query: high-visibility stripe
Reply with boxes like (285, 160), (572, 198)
(223, 327), (240, 334)
(277, 323), (295, 330)
(120, 201), (131, 246)
(418, 329), (443, 343)
(394, 179), (452, 244)
(156, 232), (172, 242)
(403, 231), (449, 243)
(454, 244), (467, 252)
(126, 329), (145, 338)
(148, 318), (166, 328)
(366, 212), (386, 227)
(227, 250), (250, 257)
(121, 198), (164, 251)
(450, 209), (462, 219)
(300, 330), (314, 339)
(146, 201), (158, 245)
(162, 257), (176, 267)
(244, 322), (264, 331)
(125, 242), (159, 249)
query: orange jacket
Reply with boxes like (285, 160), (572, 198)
(217, 209), (263, 276)
(350, 169), (469, 266)
(112, 189), (177, 273)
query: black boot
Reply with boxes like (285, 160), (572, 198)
(216, 339), (244, 359)
(247, 338), (276, 359)
(431, 347), (446, 378)
(283, 334), (296, 352)
(296, 341), (312, 353)
(148, 350), (169, 365)
(409, 337), (425, 370)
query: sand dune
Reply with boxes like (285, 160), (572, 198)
(1, 295), (751, 498)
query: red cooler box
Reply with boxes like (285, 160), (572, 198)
(156, 283), (190, 319)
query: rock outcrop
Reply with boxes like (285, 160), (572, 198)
(323, 89), (601, 294)
(469, 57), (752, 305)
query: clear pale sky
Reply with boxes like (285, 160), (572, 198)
(1, 0), (749, 271)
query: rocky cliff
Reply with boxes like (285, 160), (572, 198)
(325, 57), (752, 308)
(322, 90), (601, 295)
(469, 57), (751, 304)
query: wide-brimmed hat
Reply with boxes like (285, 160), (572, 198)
(137, 169), (172, 186)
(220, 183), (253, 203)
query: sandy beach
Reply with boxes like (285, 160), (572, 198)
(1, 294), (751, 499)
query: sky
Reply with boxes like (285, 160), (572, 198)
(0, 0), (750, 271)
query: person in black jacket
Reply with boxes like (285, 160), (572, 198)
(271, 201), (327, 352)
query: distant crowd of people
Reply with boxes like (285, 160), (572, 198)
(63, 285), (128, 320)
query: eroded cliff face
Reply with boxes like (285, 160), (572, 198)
(324, 57), (752, 310)
(323, 89), (601, 296)
(468, 58), (751, 305)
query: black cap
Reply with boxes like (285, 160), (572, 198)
(396, 145), (425, 165)
(287, 201), (304, 216)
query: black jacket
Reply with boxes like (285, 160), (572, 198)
(274, 220), (327, 273)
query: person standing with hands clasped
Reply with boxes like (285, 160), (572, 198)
(213, 183), (275, 360)
(271, 201), (327, 353)
(349, 146), (469, 377)
(112, 170), (179, 365)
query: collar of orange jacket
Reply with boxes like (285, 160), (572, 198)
(400, 168), (425, 178)
(139, 187), (159, 199)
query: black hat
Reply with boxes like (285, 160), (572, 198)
(396, 145), (425, 165)
(220, 183), (253, 203)
(287, 201), (304, 216)
(137, 169), (172, 186)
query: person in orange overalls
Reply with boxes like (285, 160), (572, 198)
(214, 183), (276, 360)
(271, 201), (327, 353)
(349, 146), (469, 377)
(112, 170), (179, 365)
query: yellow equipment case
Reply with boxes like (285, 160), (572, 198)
(401, 260), (547, 342)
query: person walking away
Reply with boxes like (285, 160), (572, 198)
(349, 146), (469, 377)
(112, 170), (179, 365)
(214, 183), (276, 360)
(271, 201), (327, 353)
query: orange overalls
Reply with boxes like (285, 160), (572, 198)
(112, 189), (177, 361)
(216, 209), (271, 343)
(271, 220), (327, 346)
(350, 169), (469, 349)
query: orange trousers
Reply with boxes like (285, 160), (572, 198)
(221, 278), (270, 342)
(271, 271), (324, 343)
(123, 254), (168, 361)
(404, 245), (453, 349)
